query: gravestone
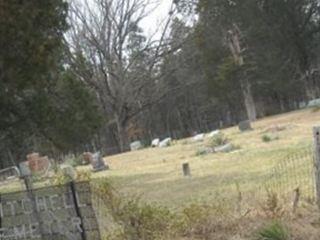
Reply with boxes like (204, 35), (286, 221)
(27, 153), (50, 174)
(193, 134), (205, 142)
(0, 181), (101, 239)
(91, 152), (108, 172)
(0, 166), (20, 183)
(151, 138), (160, 147)
(208, 130), (220, 138)
(214, 143), (234, 153)
(19, 161), (31, 177)
(308, 98), (320, 107)
(130, 141), (143, 151)
(182, 163), (191, 177)
(238, 120), (252, 132)
(159, 138), (172, 148)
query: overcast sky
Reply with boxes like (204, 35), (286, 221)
(139, 0), (173, 37)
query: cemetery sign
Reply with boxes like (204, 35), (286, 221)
(0, 182), (100, 240)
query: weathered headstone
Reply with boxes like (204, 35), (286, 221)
(151, 138), (160, 147)
(159, 138), (172, 148)
(130, 141), (143, 151)
(27, 153), (50, 173)
(238, 120), (252, 132)
(91, 152), (108, 172)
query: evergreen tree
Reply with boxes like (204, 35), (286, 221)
(0, 0), (102, 165)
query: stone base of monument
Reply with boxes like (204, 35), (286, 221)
(238, 120), (253, 132)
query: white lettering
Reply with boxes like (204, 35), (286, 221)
(36, 196), (47, 212)
(75, 193), (87, 207)
(72, 217), (83, 233)
(49, 194), (60, 210)
(21, 198), (33, 215)
(6, 201), (16, 216)
(62, 193), (73, 209)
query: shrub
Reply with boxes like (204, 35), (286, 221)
(262, 135), (272, 142)
(208, 133), (229, 148)
(257, 221), (289, 240)
(262, 134), (279, 143)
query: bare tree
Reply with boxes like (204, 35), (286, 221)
(67, 0), (176, 151)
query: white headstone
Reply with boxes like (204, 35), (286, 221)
(159, 138), (172, 148)
(208, 130), (220, 138)
(19, 162), (31, 177)
(193, 134), (205, 142)
(130, 141), (143, 151)
(151, 138), (160, 147)
(214, 143), (233, 153)
(308, 98), (320, 107)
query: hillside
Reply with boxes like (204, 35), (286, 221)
(86, 108), (320, 207)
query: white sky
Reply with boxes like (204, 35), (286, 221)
(139, 0), (173, 37)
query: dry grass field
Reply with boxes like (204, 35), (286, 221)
(1, 108), (319, 207)
(1, 108), (320, 239)
(84, 108), (320, 207)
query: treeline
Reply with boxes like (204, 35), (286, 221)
(1, 0), (320, 165)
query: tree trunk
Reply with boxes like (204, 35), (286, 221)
(304, 71), (316, 100)
(240, 78), (257, 121)
(115, 117), (130, 152)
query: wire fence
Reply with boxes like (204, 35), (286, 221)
(188, 144), (317, 205)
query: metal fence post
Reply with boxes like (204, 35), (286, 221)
(313, 126), (320, 209)
(70, 181), (87, 240)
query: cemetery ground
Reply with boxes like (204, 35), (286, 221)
(2, 108), (320, 239)
(91, 107), (320, 239)
(90, 108), (317, 207)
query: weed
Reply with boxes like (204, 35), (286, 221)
(92, 179), (176, 240)
(64, 155), (83, 167)
(76, 170), (92, 182)
(312, 106), (320, 112)
(261, 190), (284, 217)
(262, 135), (272, 142)
(50, 169), (72, 185)
(257, 221), (289, 240)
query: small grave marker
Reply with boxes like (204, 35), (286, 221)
(182, 163), (191, 177)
